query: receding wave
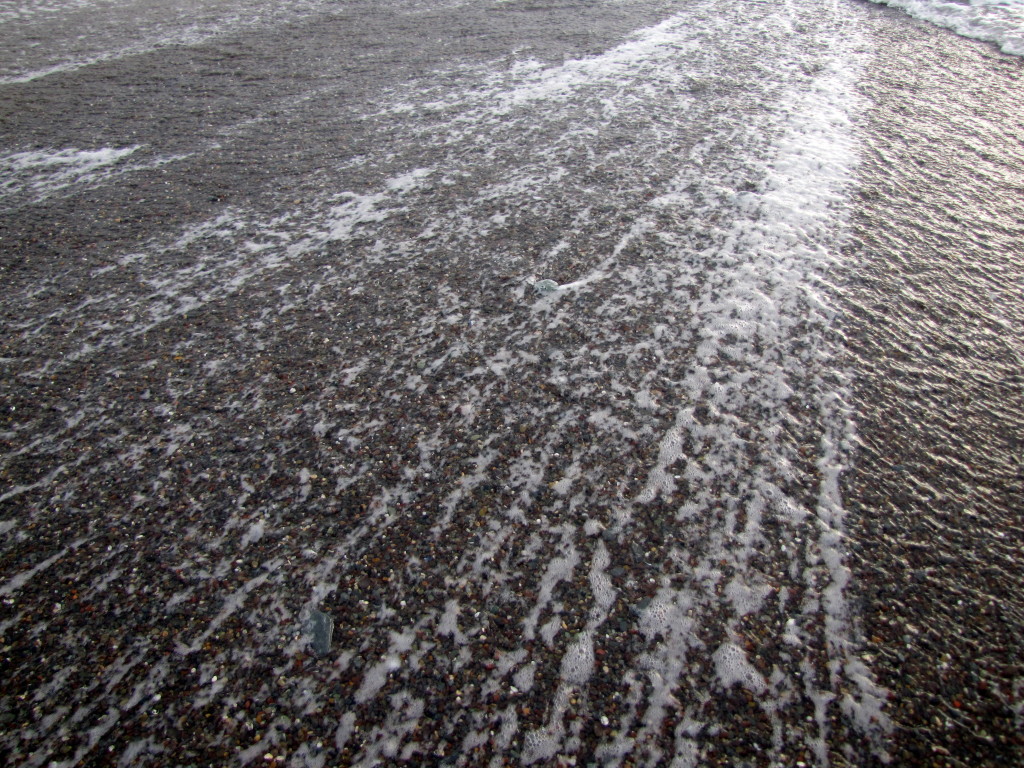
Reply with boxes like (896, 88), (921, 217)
(867, 0), (1024, 55)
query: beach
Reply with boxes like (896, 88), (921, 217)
(0, 1), (1021, 766)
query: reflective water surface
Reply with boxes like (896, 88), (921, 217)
(841, 8), (1024, 765)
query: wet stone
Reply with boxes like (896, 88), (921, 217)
(304, 610), (334, 657)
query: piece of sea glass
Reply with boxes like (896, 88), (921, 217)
(534, 279), (559, 295)
(306, 609), (334, 656)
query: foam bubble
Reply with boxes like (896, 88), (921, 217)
(712, 642), (767, 695)
(724, 576), (771, 617)
(560, 633), (595, 685)
(521, 727), (560, 766)
(512, 661), (536, 693)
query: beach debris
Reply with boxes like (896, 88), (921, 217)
(305, 609), (334, 656)
(534, 279), (559, 295)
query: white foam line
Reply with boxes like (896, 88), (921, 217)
(0, 0), (123, 25)
(8, 166), (435, 380)
(0, 146), (194, 208)
(521, 528), (579, 642)
(521, 541), (616, 763)
(0, 461), (68, 504)
(766, 24), (892, 750)
(0, 0), (338, 83)
(177, 572), (269, 655)
(0, 27), (218, 84)
(867, 0), (1024, 56)
(0, 538), (86, 597)
(549, 3), (890, 763)
(0, 146), (133, 194)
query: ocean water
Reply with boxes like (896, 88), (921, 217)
(837, 6), (1024, 764)
(867, 0), (1024, 55)
(0, 0), (1020, 84)
(0, 1), (1021, 767)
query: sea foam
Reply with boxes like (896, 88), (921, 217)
(869, 0), (1024, 55)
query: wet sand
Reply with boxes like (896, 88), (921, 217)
(0, 1), (1021, 767)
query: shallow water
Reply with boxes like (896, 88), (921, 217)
(0, 1), (1021, 766)
(866, 0), (1024, 56)
(841, 7), (1024, 763)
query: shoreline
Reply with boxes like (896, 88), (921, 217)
(842, 7), (1024, 766)
(1, 1), (1021, 766)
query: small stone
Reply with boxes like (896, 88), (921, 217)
(305, 609), (334, 656)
